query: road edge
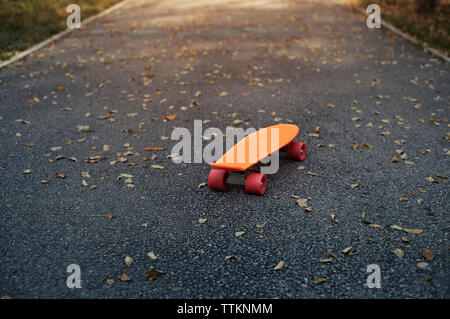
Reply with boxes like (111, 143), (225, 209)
(0, 0), (129, 70)
(355, 7), (449, 63)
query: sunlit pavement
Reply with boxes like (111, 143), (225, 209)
(0, 0), (448, 298)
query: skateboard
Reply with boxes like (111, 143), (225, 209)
(208, 124), (306, 195)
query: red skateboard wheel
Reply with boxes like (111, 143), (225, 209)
(245, 173), (267, 195)
(208, 169), (230, 191)
(286, 142), (306, 161)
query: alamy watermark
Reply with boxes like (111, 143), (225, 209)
(366, 264), (381, 288)
(66, 4), (81, 29)
(366, 4), (381, 29)
(66, 264), (82, 288)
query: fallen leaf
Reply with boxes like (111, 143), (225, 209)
(342, 247), (355, 255)
(105, 279), (114, 285)
(235, 231), (245, 237)
(417, 262), (428, 269)
(403, 228), (423, 235)
(330, 214), (339, 223)
(76, 125), (91, 132)
(164, 114), (178, 121)
(198, 218), (207, 224)
(422, 249), (434, 261)
(273, 261), (285, 270)
(23, 169), (32, 174)
(15, 119), (30, 124)
(296, 199), (308, 207)
(125, 256), (133, 266)
(54, 172), (66, 179)
(145, 146), (164, 151)
(225, 255), (236, 260)
(120, 273), (131, 282)
(146, 269), (165, 281)
(147, 252), (158, 260)
(320, 258), (333, 263)
(425, 176), (438, 183)
(313, 278), (326, 285)
(393, 248), (405, 257)
(84, 156), (103, 163)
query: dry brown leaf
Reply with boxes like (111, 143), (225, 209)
(403, 228), (423, 235)
(342, 247), (355, 255)
(105, 279), (114, 285)
(330, 214), (339, 223)
(273, 261), (285, 270)
(417, 262), (428, 269)
(422, 249), (434, 261)
(125, 256), (133, 266)
(425, 176), (438, 183)
(320, 258), (333, 263)
(147, 252), (158, 260)
(146, 269), (165, 281)
(313, 278), (326, 285)
(164, 114), (179, 121)
(120, 273), (131, 282)
(296, 199), (308, 207)
(84, 156), (103, 163)
(145, 146), (164, 151)
(393, 248), (405, 257)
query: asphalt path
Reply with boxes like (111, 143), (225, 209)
(0, 0), (448, 298)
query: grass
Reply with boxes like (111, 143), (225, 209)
(0, 0), (122, 61)
(359, 0), (450, 55)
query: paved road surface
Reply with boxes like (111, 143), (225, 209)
(0, 0), (449, 298)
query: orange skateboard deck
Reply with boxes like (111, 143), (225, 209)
(208, 124), (306, 195)
(210, 124), (299, 171)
